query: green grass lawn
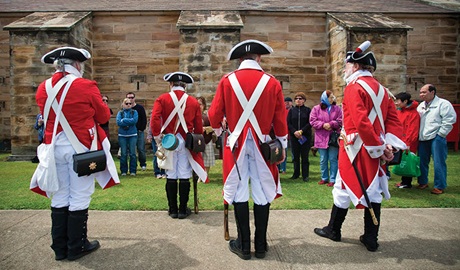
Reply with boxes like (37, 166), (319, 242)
(0, 149), (459, 211)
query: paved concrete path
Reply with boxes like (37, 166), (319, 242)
(1, 208), (459, 270)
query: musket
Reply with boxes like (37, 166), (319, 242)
(351, 160), (378, 225)
(341, 133), (378, 225)
(224, 203), (230, 241)
(192, 172), (199, 214)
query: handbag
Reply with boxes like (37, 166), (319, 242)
(185, 132), (206, 153)
(158, 148), (174, 170)
(388, 150), (403, 166)
(33, 143), (59, 192)
(260, 139), (283, 164)
(391, 151), (421, 177)
(328, 130), (340, 148)
(73, 150), (107, 177)
(215, 134), (224, 150)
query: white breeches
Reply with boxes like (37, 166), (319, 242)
(166, 134), (192, 179)
(332, 168), (384, 209)
(50, 144), (95, 211)
(232, 137), (272, 205)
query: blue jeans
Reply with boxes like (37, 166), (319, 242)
(152, 140), (165, 175)
(418, 135), (448, 189)
(318, 146), (339, 183)
(137, 131), (146, 167)
(119, 135), (137, 174)
(277, 149), (287, 172)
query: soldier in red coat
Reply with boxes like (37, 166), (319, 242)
(314, 41), (406, 252)
(31, 47), (119, 261)
(208, 40), (288, 260)
(150, 72), (207, 219)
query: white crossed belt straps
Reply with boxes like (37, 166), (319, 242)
(160, 92), (189, 134)
(343, 80), (385, 163)
(45, 75), (98, 153)
(227, 73), (270, 150)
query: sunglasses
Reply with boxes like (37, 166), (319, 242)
(295, 97), (304, 100)
(102, 99), (108, 102)
(125, 103), (132, 105)
(127, 96), (135, 99)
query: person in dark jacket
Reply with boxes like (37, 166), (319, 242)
(126, 92), (147, 171)
(287, 92), (312, 182)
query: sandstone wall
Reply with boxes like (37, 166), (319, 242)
(1, 11), (458, 156)
(5, 12), (92, 156)
(240, 12), (328, 108)
(392, 14), (459, 103)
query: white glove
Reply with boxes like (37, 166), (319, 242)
(154, 134), (163, 145)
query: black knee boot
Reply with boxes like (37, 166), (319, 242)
(67, 209), (100, 261)
(178, 179), (191, 219)
(314, 204), (348, 241)
(51, 206), (69, 260)
(166, 179), (178, 218)
(229, 201), (251, 260)
(254, 203), (270, 259)
(360, 203), (381, 252)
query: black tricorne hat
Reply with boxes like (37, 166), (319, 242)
(227, 39), (273, 60)
(345, 41), (377, 70)
(163, 72), (194, 84)
(41, 47), (91, 64)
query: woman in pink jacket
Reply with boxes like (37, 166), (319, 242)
(310, 90), (343, 186)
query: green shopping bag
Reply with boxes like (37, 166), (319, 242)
(391, 151), (421, 177)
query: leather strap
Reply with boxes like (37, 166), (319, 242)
(227, 73), (270, 150)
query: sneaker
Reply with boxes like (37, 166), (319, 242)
(396, 183), (412, 189)
(161, 174), (167, 179)
(417, 184), (428, 190)
(121, 173), (127, 176)
(130, 173), (136, 176)
(141, 166), (146, 171)
(155, 174), (162, 179)
(431, 188), (444, 194)
(327, 182), (334, 187)
(318, 180), (327, 185)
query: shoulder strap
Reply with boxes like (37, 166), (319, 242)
(43, 77), (69, 128)
(227, 73), (270, 150)
(48, 75), (96, 153)
(356, 80), (385, 132)
(47, 75), (76, 147)
(160, 92), (188, 134)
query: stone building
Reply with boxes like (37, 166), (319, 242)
(1, 0), (459, 159)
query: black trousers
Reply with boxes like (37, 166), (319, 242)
(290, 137), (310, 179)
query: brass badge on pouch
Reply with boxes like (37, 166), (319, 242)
(89, 162), (97, 170)
(275, 147), (279, 155)
(198, 139), (202, 145)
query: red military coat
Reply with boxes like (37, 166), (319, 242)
(150, 88), (208, 182)
(32, 71), (119, 196)
(208, 60), (288, 204)
(36, 72), (110, 149)
(338, 75), (404, 208)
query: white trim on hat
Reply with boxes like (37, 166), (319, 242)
(227, 39), (273, 60)
(163, 72), (194, 83)
(41, 47), (91, 64)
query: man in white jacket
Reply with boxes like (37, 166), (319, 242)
(417, 84), (456, 194)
